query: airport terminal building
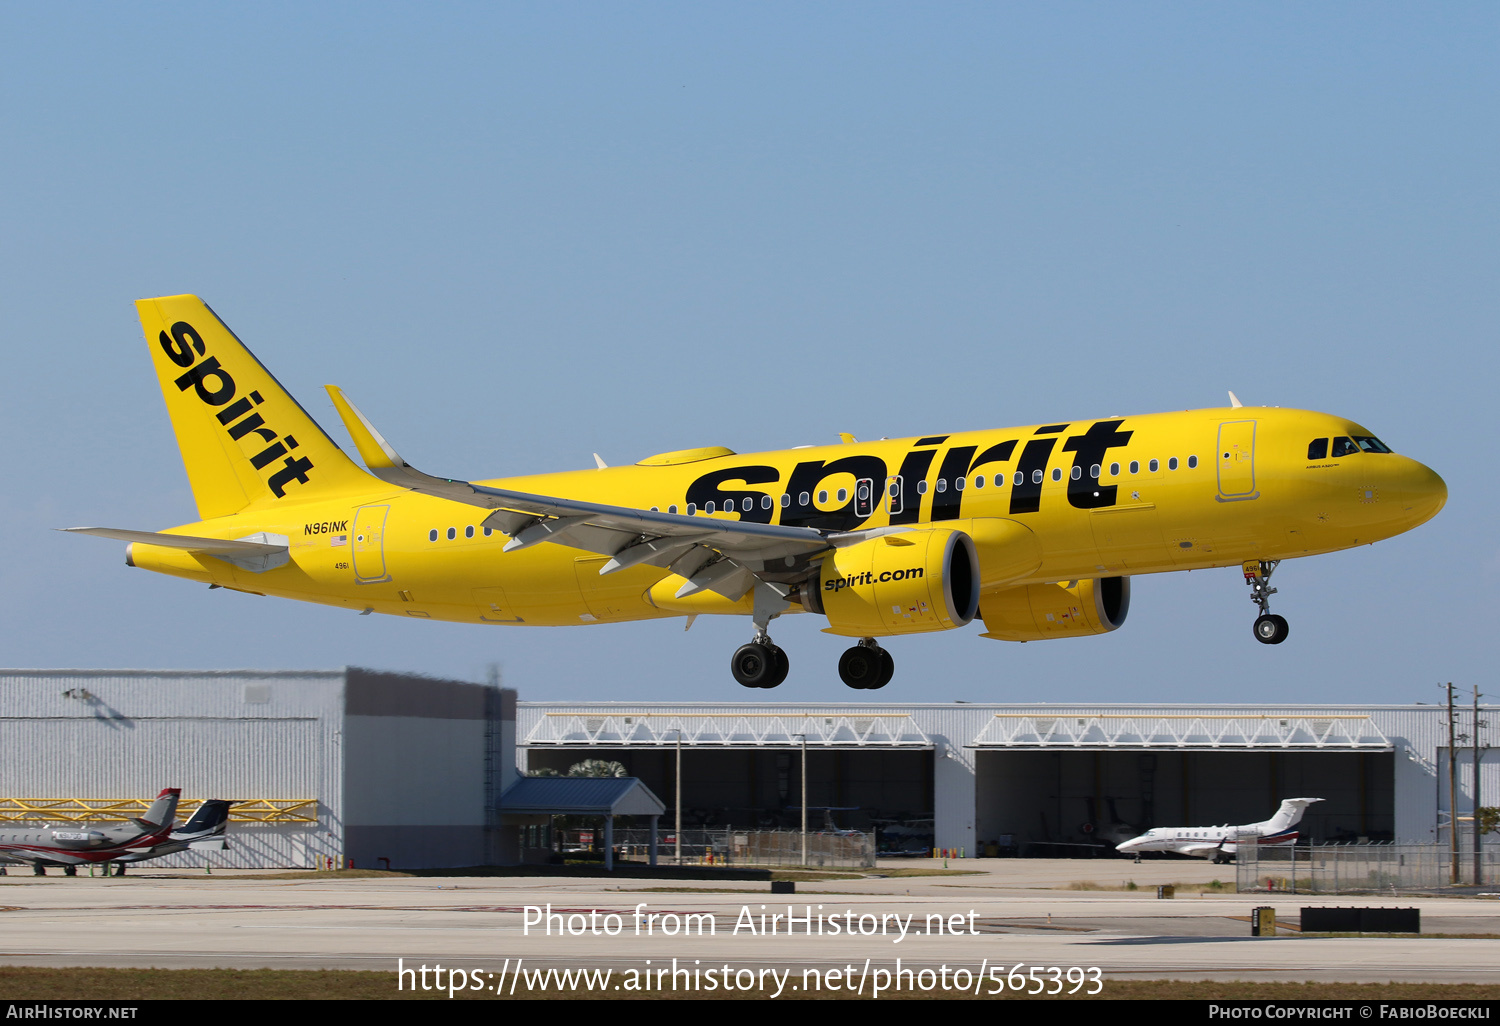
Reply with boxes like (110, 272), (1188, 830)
(0, 667), (1493, 867)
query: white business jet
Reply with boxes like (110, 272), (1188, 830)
(1114, 798), (1324, 864)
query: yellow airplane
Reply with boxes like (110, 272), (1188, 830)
(67, 295), (1447, 691)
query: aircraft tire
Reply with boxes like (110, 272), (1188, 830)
(732, 642), (780, 688)
(33, 865), (45, 876)
(768, 645), (790, 688)
(63, 865), (76, 877)
(838, 646), (883, 689)
(1253, 614), (1289, 645)
(868, 648), (895, 690)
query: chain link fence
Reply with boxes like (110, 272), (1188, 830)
(1238, 843), (1500, 894)
(578, 827), (875, 869)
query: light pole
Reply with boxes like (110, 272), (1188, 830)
(674, 727), (683, 867)
(796, 732), (808, 868)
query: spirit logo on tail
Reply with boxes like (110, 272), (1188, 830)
(66, 296), (1446, 691)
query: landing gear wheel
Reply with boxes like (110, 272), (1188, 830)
(769, 645), (790, 688)
(113, 864), (127, 877)
(62, 865), (76, 877)
(731, 642), (785, 688)
(839, 644), (888, 689)
(1253, 613), (1289, 645)
(32, 864), (45, 876)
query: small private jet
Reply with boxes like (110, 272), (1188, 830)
(0, 790), (232, 875)
(68, 296), (1446, 690)
(1114, 797), (1325, 863)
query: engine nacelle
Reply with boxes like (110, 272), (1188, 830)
(809, 529), (980, 637)
(978, 577), (1130, 642)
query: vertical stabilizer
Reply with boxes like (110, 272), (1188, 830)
(1263, 797), (1323, 835)
(176, 800), (232, 839)
(136, 296), (377, 519)
(139, 788), (181, 830)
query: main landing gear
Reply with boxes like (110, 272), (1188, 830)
(1244, 559), (1289, 645)
(731, 635), (790, 689)
(731, 582), (793, 689)
(838, 639), (895, 690)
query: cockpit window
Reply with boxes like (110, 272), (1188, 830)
(1353, 435), (1392, 454)
(1307, 438), (1328, 460)
(1331, 436), (1360, 457)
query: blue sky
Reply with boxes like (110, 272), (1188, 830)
(2, 3), (1494, 705)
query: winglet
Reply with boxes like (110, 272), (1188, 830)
(1228, 391), (1244, 408)
(324, 386), (407, 473)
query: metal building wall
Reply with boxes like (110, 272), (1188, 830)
(342, 670), (515, 870)
(0, 669), (344, 869)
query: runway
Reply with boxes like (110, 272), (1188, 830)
(1, 860), (1496, 989)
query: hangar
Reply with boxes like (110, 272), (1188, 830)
(1, 668), (1491, 867)
(519, 701), (1495, 857)
(0, 667), (517, 870)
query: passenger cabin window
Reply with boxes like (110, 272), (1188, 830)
(428, 529), (438, 542)
(1110, 462), (1120, 476)
(1168, 457), (1178, 470)
(1187, 455), (1198, 469)
(465, 525), (475, 539)
(1331, 436), (1360, 457)
(1308, 438), (1329, 460)
(1148, 459), (1159, 472)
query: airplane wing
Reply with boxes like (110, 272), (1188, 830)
(1176, 843), (1225, 858)
(59, 528), (290, 573)
(325, 386), (896, 602)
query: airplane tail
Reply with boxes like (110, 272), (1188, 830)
(136, 295), (377, 520)
(175, 800), (232, 839)
(136, 788), (181, 830)
(1262, 797), (1324, 835)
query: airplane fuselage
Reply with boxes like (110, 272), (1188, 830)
(129, 405), (1446, 628)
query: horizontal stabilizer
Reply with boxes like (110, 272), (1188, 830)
(61, 528), (289, 573)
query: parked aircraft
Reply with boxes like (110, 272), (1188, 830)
(1114, 798), (1325, 863)
(68, 296), (1446, 690)
(0, 791), (231, 875)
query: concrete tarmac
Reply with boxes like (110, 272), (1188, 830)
(1, 859), (1497, 990)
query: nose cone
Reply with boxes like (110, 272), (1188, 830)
(1398, 460), (1447, 530)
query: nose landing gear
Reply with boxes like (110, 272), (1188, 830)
(838, 638), (895, 690)
(1244, 559), (1289, 645)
